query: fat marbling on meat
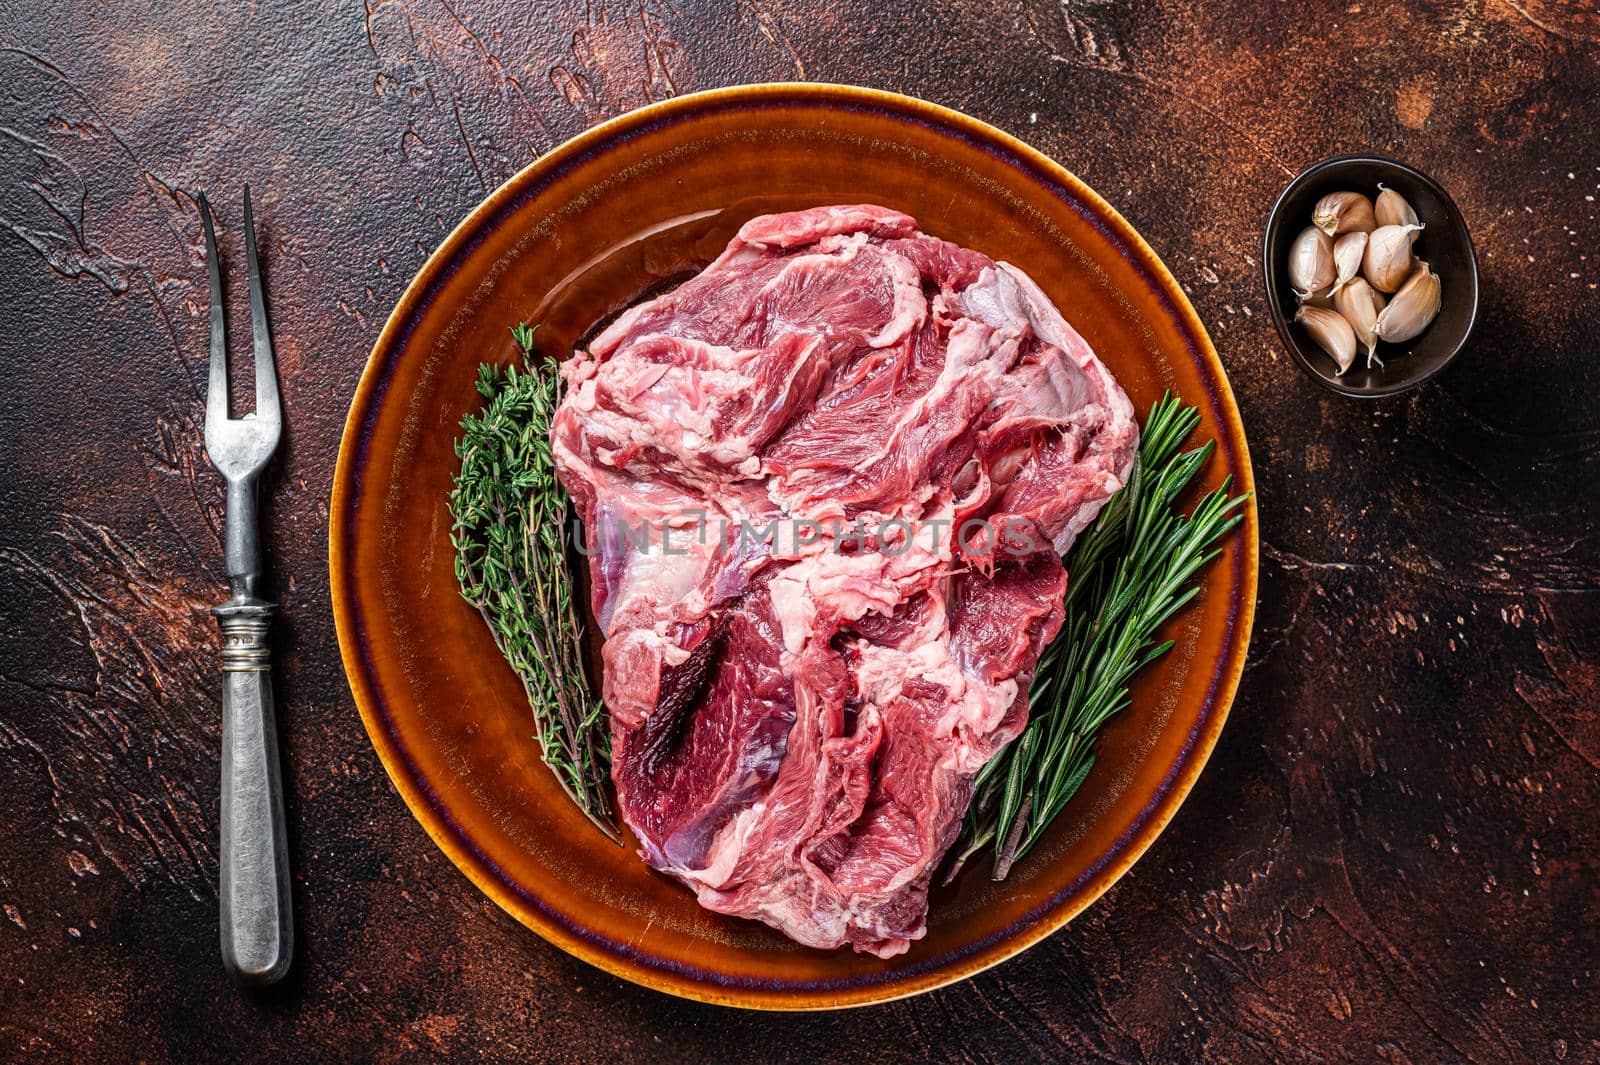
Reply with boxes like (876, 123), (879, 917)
(550, 204), (1137, 956)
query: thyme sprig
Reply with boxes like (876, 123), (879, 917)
(449, 324), (620, 842)
(947, 393), (1249, 881)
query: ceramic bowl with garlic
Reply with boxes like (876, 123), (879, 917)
(1264, 155), (1479, 398)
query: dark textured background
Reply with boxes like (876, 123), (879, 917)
(1, 1), (1597, 1061)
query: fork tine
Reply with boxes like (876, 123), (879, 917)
(198, 192), (229, 431)
(243, 185), (280, 432)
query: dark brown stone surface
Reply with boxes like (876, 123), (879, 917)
(1, 1), (1596, 1061)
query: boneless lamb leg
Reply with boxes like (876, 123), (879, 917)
(551, 204), (1137, 956)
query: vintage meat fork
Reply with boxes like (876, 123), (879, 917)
(199, 188), (293, 986)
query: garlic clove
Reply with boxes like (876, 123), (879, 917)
(1312, 191), (1377, 236)
(1374, 262), (1442, 343)
(1363, 223), (1423, 292)
(1331, 231), (1368, 294)
(1366, 289), (1389, 368)
(1296, 303), (1358, 374)
(1374, 184), (1419, 228)
(1333, 276), (1382, 360)
(1289, 225), (1336, 299)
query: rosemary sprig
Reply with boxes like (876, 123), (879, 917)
(449, 324), (620, 842)
(946, 393), (1248, 881)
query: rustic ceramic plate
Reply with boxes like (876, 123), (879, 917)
(331, 84), (1257, 1010)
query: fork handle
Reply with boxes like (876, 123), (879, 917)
(214, 599), (293, 986)
(224, 479), (263, 586)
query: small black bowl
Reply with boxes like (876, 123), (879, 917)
(1263, 154), (1478, 398)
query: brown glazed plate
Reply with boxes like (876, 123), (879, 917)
(330, 83), (1258, 1009)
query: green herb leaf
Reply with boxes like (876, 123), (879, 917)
(449, 325), (621, 842)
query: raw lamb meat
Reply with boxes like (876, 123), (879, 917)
(550, 204), (1137, 957)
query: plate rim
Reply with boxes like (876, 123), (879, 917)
(329, 82), (1259, 1010)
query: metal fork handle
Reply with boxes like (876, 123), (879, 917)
(214, 598), (293, 986)
(225, 478), (263, 589)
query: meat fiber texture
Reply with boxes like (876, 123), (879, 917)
(551, 205), (1137, 957)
